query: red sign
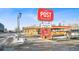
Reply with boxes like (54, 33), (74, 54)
(38, 8), (54, 21)
(40, 28), (52, 39)
(40, 28), (48, 36)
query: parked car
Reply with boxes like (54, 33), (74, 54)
(70, 29), (79, 39)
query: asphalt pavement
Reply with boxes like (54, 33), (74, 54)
(12, 37), (79, 51)
(1, 33), (79, 51)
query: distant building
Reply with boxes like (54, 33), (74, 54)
(22, 25), (71, 37)
(71, 25), (79, 30)
(0, 23), (4, 32)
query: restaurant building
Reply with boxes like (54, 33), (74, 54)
(22, 25), (71, 38)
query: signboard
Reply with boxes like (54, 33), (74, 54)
(40, 28), (52, 39)
(40, 22), (52, 28)
(38, 8), (54, 21)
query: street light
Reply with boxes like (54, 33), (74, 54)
(17, 12), (22, 40)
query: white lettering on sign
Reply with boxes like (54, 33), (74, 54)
(40, 11), (51, 18)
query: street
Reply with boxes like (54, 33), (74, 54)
(1, 33), (79, 51)
(13, 38), (79, 51)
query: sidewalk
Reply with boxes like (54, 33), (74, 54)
(56, 40), (79, 45)
(25, 37), (79, 44)
(37, 38), (79, 45)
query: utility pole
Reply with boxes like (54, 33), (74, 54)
(17, 12), (22, 40)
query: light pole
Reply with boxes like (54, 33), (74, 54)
(17, 12), (22, 40)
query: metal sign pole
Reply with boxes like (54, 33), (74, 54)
(17, 12), (22, 40)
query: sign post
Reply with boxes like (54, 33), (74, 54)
(38, 8), (54, 40)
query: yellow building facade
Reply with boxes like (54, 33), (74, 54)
(23, 27), (39, 37)
(22, 26), (71, 38)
